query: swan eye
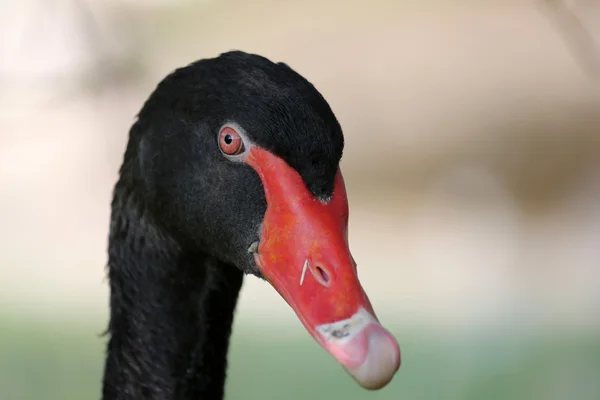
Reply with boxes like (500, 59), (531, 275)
(218, 126), (245, 156)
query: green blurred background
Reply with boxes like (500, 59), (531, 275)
(1, 0), (600, 399)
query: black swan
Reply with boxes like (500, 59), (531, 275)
(102, 50), (400, 399)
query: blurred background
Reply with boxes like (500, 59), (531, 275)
(1, 0), (600, 399)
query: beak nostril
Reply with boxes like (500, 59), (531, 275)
(314, 265), (331, 286)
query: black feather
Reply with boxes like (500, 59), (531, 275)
(102, 50), (344, 399)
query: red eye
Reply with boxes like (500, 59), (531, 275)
(218, 127), (245, 156)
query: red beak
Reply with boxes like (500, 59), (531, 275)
(245, 146), (400, 390)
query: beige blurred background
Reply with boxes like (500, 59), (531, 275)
(1, 0), (600, 399)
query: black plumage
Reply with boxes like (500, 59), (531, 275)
(102, 51), (345, 399)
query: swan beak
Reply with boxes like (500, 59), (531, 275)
(246, 147), (401, 390)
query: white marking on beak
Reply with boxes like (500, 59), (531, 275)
(247, 241), (259, 253)
(300, 259), (309, 286)
(316, 307), (377, 344)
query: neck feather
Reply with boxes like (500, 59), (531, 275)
(102, 180), (243, 400)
